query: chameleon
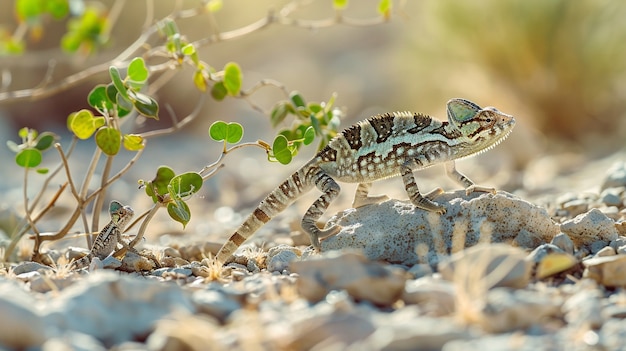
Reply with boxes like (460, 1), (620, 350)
(215, 98), (516, 265)
(73, 200), (153, 269)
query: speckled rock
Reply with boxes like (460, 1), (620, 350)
(321, 191), (558, 265)
(291, 251), (406, 305)
(561, 208), (619, 247)
(266, 244), (302, 273)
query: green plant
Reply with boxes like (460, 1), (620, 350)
(2, 0), (399, 265)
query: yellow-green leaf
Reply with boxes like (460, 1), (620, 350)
(223, 62), (242, 96)
(95, 127), (121, 155)
(69, 109), (97, 139)
(123, 134), (144, 151)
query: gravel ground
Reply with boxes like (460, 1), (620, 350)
(1, 145), (626, 350)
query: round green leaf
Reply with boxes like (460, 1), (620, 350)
(15, 148), (42, 168)
(209, 121), (228, 141)
(303, 126), (316, 145)
(272, 135), (292, 165)
(130, 92), (159, 119)
(123, 134), (144, 151)
(95, 127), (121, 155)
(69, 109), (97, 139)
(145, 166), (175, 201)
(225, 122), (243, 144)
(128, 57), (148, 84)
(34, 132), (57, 151)
(36, 168), (49, 174)
(88, 84), (114, 114)
(167, 200), (191, 228)
(211, 81), (227, 101)
(223, 62), (242, 96)
(169, 172), (203, 198)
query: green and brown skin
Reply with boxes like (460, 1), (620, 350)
(73, 201), (135, 269)
(215, 98), (516, 265)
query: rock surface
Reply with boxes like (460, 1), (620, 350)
(321, 191), (559, 265)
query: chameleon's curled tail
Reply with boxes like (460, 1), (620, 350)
(215, 165), (317, 265)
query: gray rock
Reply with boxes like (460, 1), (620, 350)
(583, 254), (626, 287)
(561, 208), (618, 247)
(152, 267), (193, 277)
(439, 244), (531, 289)
(473, 288), (561, 333)
(266, 245), (302, 273)
(192, 290), (240, 322)
(0, 280), (46, 349)
(42, 331), (106, 351)
(43, 271), (194, 345)
(322, 191), (558, 266)
(595, 246), (616, 257)
(610, 236), (626, 251)
(406, 263), (433, 279)
(562, 199), (588, 217)
(402, 277), (456, 316)
(600, 187), (624, 207)
(563, 289), (603, 329)
(291, 251), (406, 305)
(443, 334), (559, 351)
(11, 261), (53, 275)
(601, 162), (626, 190)
(363, 309), (472, 351)
(550, 233), (575, 254)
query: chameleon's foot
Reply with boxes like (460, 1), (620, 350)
(414, 199), (446, 215)
(352, 194), (389, 208)
(409, 187), (446, 214)
(308, 225), (342, 252)
(465, 184), (496, 195)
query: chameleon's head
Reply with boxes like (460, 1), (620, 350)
(109, 200), (134, 230)
(446, 98), (515, 153)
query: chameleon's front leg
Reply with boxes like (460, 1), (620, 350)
(352, 182), (389, 208)
(400, 164), (446, 214)
(301, 172), (341, 251)
(444, 161), (496, 195)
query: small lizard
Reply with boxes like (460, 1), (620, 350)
(73, 200), (138, 269)
(215, 98), (516, 264)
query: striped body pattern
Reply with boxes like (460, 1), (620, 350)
(73, 201), (134, 269)
(215, 98), (516, 264)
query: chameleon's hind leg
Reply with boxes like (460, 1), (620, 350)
(301, 172), (341, 251)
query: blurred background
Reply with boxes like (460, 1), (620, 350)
(1, 0), (626, 236)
